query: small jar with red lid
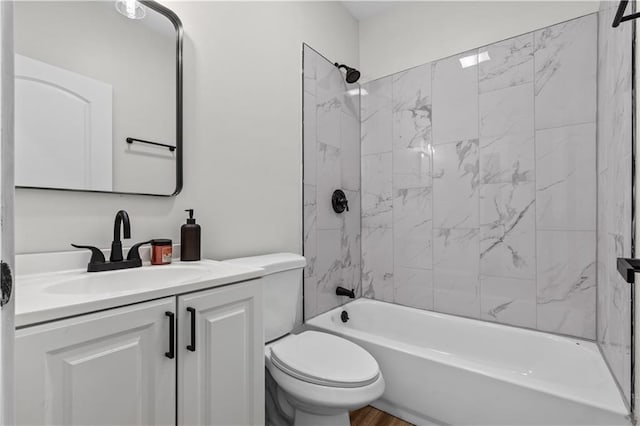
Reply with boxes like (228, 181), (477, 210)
(150, 239), (173, 265)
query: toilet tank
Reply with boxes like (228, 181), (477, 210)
(225, 253), (306, 343)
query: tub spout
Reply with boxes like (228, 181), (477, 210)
(336, 286), (355, 298)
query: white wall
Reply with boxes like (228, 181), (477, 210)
(359, 1), (599, 81)
(15, 1), (358, 258)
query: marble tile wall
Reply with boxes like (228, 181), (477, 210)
(596, 1), (633, 404)
(303, 45), (361, 319)
(360, 14), (598, 339)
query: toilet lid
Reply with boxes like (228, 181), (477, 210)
(270, 331), (380, 388)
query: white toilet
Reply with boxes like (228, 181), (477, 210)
(226, 253), (385, 426)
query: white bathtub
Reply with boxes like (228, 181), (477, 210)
(306, 298), (630, 426)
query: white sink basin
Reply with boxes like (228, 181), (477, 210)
(44, 264), (215, 295)
(16, 260), (265, 327)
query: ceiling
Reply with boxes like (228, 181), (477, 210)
(341, 1), (398, 21)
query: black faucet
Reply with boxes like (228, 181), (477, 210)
(336, 286), (355, 298)
(71, 210), (151, 272)
(110, 210), (131, 262)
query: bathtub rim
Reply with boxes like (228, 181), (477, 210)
(305, 298), (630, 419)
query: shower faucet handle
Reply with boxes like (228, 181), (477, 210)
(332, 189), (349, 213)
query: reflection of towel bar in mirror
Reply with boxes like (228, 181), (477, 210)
(126, 137), (176, 152)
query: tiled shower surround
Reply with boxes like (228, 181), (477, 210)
(303, 45), (361, 319)
(360, 14), (598, 339)
(597, 2), (633, 403)
(304, 11), (634, 404)
(302, 6), (634, 408)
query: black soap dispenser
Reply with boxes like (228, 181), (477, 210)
(181, 209), (201, 261)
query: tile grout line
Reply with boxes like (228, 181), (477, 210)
(391, 71), (396, 305)
(533, 30), (539, 332)
(477, 46), (482, 321)
(359, 83), (365, 300)
(431, 61), (436, 311)
(594, 6), (600, 345)
(535, 118), (597, 132)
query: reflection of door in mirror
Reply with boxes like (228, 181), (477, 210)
(14, 1), (180, 195)
(15, 55), (113, 191)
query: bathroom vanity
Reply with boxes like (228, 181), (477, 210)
(13, 253), (265, 425)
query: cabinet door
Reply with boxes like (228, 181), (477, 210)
(16, 298), (176, 426)
(178, 280), (264, 426)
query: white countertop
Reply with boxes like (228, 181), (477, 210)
(15, 259), (264, 328)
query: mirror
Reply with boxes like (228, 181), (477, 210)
(14, 0), (182, 196)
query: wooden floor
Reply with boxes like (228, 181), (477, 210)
(350, 406), (413, 426)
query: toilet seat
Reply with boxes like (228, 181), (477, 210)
(265, 331), (385, 414)
(269, 331), (380, 388)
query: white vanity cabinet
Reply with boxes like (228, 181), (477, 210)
(15, 279), (264, 426)
(178, 280), (264, 426)
(16, 297), (177, 426)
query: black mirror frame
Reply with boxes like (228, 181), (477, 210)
(16, 0), (183, 197)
